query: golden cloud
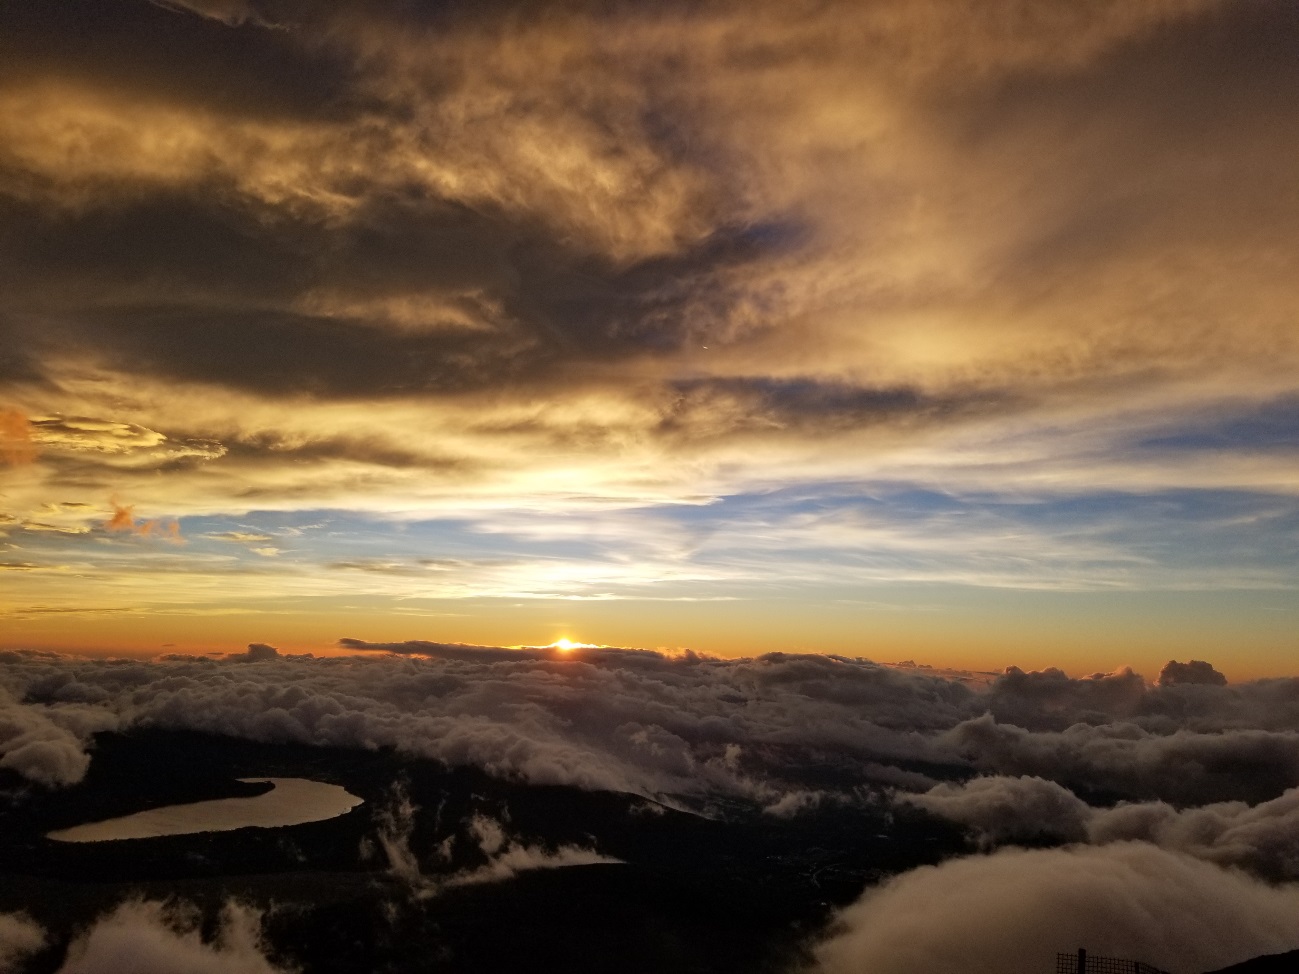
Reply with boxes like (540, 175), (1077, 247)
(0, 0), (1296, 623)
(105, 501), (185, 544)
(0, 408), (36, 465)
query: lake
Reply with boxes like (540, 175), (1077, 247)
(47, 778), (365, 842)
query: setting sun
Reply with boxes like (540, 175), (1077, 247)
(547, 638), (601, 652)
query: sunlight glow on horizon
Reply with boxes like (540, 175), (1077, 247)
(543, 638), (602, 653)
(1, 0), (1297, 676)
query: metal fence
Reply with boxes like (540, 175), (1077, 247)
(1056, 950), (1171, 974)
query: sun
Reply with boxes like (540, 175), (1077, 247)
(545, 637), (599, 653)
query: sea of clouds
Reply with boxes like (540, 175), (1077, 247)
(5, 642), (1298, 812)
(5, 643), (1299, 973)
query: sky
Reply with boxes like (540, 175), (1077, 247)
(0, 0), (1297, 677)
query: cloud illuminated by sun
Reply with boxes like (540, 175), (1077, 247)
(546, 638), (600, 652)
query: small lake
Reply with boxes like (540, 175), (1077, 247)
(47, 778), (364, 842)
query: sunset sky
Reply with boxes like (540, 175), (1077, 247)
(1, 0), (1296, 677)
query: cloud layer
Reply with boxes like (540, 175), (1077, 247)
(5, 647), (1299, 848)
(813, 843), (1299, 974)
(907, 773), (1299, 882)
(6, 644), (1299, 972)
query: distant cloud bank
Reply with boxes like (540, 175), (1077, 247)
(5, 645), (1299, 823)
(6, 643), (1299, 972)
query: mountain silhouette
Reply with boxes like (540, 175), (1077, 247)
(1202, 949), (1299, 974)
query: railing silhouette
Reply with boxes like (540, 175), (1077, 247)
(1056, 949), (1171, 974)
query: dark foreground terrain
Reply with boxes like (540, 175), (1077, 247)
(0, 729), (966, 973)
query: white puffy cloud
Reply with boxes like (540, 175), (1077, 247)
(55, 900), (286, 974)
(813, 843), (1299, 974)
(903, 774), (1091, 846)
(0, 683), (116, 787)
(441, 812), (618, 891)
(0, 912), (46, 971)
(1089, 788), (1299, 881)
(904, 774), (1299, 882)
(941, 713), (1299, 805)
(369, 786), (616, 899)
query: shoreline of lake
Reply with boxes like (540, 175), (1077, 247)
(47, 778), (365, 842)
